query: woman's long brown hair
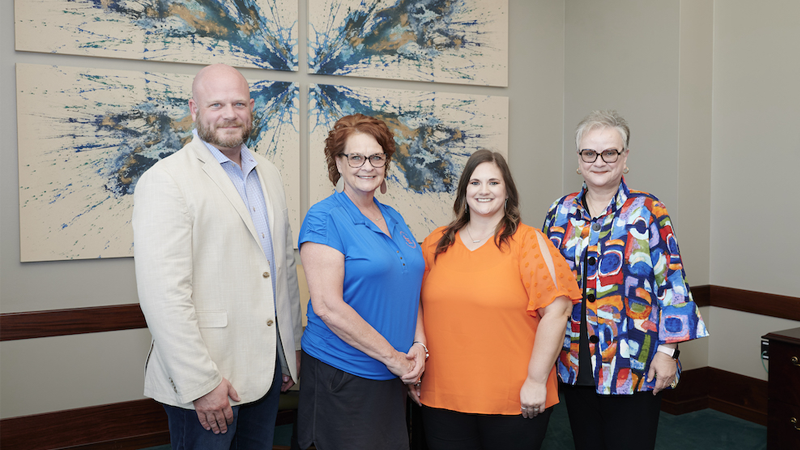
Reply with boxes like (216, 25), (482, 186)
(434, 150), (520, 260)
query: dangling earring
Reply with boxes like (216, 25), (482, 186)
(335, 175), (344, 193)
(623, 166), (629, 174)
(504, 198), (508, 210)
(380, 179), (387, 194)
(576, 168), (582, 175)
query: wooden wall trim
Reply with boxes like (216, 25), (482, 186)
(0, 285), (795, 342)
(0, 398), (168, 450)
(708, 285), (800, 322)
(691, 284), (710, 307)
(0, 304), (146, 341)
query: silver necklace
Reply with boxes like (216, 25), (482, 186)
(465, 225), (491, 243)
(363, 209), (384, 222)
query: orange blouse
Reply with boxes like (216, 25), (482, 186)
(419, 224), (581, 415)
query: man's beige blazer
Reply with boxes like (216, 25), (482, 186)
(133, 137), (302, 409)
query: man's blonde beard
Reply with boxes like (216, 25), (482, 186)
(196, 111), (253, 149)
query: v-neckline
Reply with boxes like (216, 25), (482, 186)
(458, 230), (491, 252)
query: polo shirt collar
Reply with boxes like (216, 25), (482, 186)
(334, 190), (396, 232)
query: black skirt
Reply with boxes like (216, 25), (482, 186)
(297, 350), (410, 450)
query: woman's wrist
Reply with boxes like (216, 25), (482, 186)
(413, 341), (429, 359)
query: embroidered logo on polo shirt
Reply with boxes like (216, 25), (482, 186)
(399, 230), (417, 248)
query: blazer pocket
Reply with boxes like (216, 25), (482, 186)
(196, 311), (228, 328)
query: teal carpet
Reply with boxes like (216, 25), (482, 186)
(540, 399), (766, 450)
(142, 402), (766, 449)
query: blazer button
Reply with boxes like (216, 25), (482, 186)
(263, 272), (270, 278)
(589, 335), (600, 344)
(267, 319), (274, 326)
(587, 293), (596, 302)
(587, 256), (596, 265)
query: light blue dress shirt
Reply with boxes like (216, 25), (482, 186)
(196, 130), (287, 374)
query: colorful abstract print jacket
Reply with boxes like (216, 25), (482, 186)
(543, 179), (708, 395)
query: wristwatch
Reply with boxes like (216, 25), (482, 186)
(657, 345), (680, 360)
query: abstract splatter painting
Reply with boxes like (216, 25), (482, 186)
(308, 0), (508, 86)
(15, 0), (297, 70)
(308, 84), (508, 240)
(17, 64), (299, 262)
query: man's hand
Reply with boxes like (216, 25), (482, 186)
(281, 374), (295, 392)
(281, 350), (302, 392)
(193, 378), (240, 434)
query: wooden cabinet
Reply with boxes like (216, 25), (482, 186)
(763, 327), (800, 449)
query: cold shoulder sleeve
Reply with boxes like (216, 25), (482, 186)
(518, 226), (582, 315)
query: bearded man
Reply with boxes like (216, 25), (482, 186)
(133, 64), (302, 449)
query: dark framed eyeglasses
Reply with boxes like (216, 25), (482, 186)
(579, 149), (623, 163)
(341, 153), (388, 168)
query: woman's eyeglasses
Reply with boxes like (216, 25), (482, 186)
(579, 149), (622, 163)
(341, 153), (388, 168)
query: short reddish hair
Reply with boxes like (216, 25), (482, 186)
(324, 114), (396, 186)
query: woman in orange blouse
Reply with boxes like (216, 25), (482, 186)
(414, 150), (581, 450)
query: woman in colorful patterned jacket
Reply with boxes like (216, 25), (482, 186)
(542, 110), (708, 450)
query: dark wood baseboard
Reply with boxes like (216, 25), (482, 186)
(0, 398), (168, 450)
(708, 368), (769, 426)
(661, 366), (710, 414)
(58, 432), (171, 450)
(662, 366), (768, 425)
(0, 398), (300, 450)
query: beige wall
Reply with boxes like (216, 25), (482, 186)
(564, 0), (682, 214)
(0, 330), (153, 417)
(563, 0), (715, 368)
(0, 1), (566, 418)
(710, 0), (799, 297)
(677, 0), (713, 285)
(707, 0), (800, 380)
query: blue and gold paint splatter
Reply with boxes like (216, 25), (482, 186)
(308, 0), (507, 85)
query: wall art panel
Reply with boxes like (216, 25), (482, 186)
(15, 0), (297, 70)
(17, 63), (300, 262)
(308, 0), (508, 86)
(308, 83), (508, 241)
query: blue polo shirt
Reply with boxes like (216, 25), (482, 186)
(298, 191), (425, 380)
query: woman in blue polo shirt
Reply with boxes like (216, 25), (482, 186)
(297, 114), (426, 450)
